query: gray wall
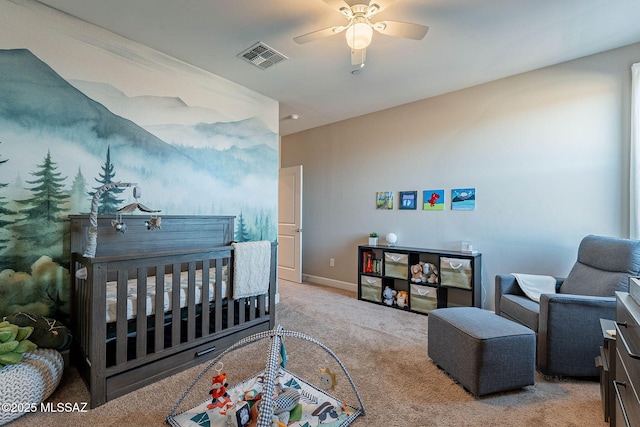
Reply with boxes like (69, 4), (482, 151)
(281, 42), (640, 309)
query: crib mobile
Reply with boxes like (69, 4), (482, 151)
(166, 326), (365, 427)
(75, 181), (162, 281)
(82, 182), (161, 258)
(111, 184), (161, 233)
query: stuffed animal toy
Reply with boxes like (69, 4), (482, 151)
(145, 216), (162, 230)
(410, 264), (426, 283)
(424, 263), (439, 284)
(382, 286), (397, 306)
(396, 291), (409, 308)
(207, 372), (231, 410)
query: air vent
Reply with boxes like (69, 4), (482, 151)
(238, 42), (288, 70)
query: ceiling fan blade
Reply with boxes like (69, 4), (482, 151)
(373, 20), (429, 40)
(351, 48), (366, 66)
(294, 25), (346, 44)
(368, 0), (396, 16)
(322, 0), (352, 16)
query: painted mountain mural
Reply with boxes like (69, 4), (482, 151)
(0, 49), (278, 320)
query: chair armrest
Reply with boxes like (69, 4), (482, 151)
(494, 274), (564, 315)
(495, 274), (523, 315)
(537, 293), (616, 376)
(541, 294), (616, 318)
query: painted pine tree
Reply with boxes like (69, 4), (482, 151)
(0, 144), (16, 253)
(69, 167), (89, 214)
(10, 150), (68, 271)
(235, 211), (250, 242)
(91, 146), (124, 214)
(17, 150), (68, 222)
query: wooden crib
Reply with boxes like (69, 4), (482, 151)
(69, 215), (276, 408)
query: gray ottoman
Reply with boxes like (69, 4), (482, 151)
(428, 307), (535, 396)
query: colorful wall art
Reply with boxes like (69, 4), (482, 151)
(399, 191), (417, 210)
(451, 188), (476, 210)
(376, 192), (394, 210)
(423, 190), (445, 210)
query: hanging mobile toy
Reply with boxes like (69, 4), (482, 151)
(145, 216), (162, 230)
(206, 362), (232, 413)
(114, 185), (162, 232)
(319, 367), (337, 391)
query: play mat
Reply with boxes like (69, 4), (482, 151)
(166, 326), (365, 427)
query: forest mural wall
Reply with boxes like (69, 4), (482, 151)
(0, 1), (279, 321)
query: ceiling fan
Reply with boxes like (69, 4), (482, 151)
(293, 0), (429, 68)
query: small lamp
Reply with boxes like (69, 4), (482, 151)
(385, 233), (398, 247)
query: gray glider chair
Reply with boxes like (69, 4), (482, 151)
(495, 235), (640, 377)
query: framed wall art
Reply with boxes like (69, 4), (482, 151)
(376, 191), (394, 209)
(423, 189), (445, 210)
(451, 188), (476, 210)
(399, 191), (417, 210)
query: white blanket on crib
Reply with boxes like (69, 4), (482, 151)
(232, 240), (271, 299)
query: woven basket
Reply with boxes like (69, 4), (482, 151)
(0, 349), (64, 426)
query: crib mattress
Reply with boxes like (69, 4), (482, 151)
(105, 268), (228, 323)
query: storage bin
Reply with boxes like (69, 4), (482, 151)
(360, 275), (382, 302)
(410, 284), (438, 314)
(440, 257), (472, 290)
(385, 252), (409, 279)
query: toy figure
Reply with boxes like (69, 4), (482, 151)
(145, 216), (162, 230)
(319, 367), (337, 391)
(396, 290), (409, 308)
(207, 372), (230, 410)
(410, 263), (426, 283)
(424, 263), (439, 284)
(382, 286), (397, 306)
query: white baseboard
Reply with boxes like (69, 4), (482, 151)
(302, 274), (357, 293)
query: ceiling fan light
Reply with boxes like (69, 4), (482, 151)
(345, 22), (373, 50)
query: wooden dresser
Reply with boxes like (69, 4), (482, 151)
(614, 290), (640, 426)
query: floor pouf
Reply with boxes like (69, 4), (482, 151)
(428, 307), (535, 396)
(0, 349), (64, 425)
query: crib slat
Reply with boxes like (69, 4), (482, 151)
(171, 263), (181, 346)
(187, 261), (196, 342)
(249, 296), (256, 321)
(258, 294), (266, 318)
(214, 258), (223, 332)
(154, 267), (164, 353)
(116, 269), (128, 365)
(136, 267), (147, 359)
(201, 258), (210, 337)
(238, 296), (246, 325)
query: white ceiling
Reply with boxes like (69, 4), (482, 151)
(37, 0), (640, 136)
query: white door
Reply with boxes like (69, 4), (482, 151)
(278, 165), (302, 282)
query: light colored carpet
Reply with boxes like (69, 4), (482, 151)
(8, 280), (607, 426)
